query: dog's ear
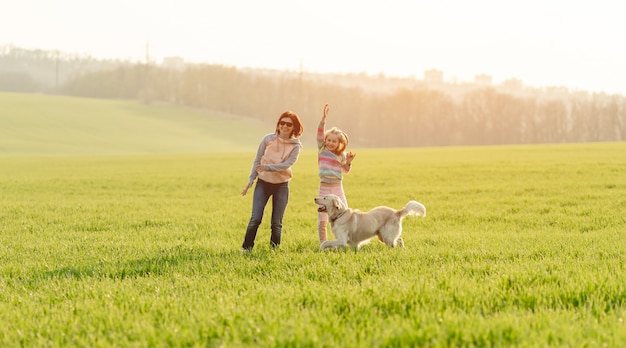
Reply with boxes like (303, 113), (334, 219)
(333, 197), (343, 210)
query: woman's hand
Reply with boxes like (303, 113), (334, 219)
(322, 103), (329, 121)
(241, 181), (253, 196)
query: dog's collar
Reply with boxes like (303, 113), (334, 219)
(329, 210), (347, 222)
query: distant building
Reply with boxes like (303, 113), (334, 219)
(424, 69), (443, 84)
(500, 78), (523, 91)
(162, 56), (185, 70)
(474, 74), (492, 86)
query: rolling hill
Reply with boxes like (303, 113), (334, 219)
(0, 92), (292, 156)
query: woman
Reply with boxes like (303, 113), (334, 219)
(241, 111), (304, 252)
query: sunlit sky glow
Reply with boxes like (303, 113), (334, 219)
(4, 0), (626, 94)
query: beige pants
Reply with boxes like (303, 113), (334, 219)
(317, 183), (348, 243)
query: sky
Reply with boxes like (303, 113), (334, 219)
(3, 0), (626, 94)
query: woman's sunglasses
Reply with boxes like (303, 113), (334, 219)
(279, 121), (293, 127)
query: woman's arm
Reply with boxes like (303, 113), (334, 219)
(265, 144), (302, 172)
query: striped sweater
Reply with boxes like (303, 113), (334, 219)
(317, 121), (351, 184)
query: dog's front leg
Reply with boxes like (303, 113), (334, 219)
(320, 239), (347, 251)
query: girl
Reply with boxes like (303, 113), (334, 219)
(316, 103), (356, 243)
(241, 111), (304, 252)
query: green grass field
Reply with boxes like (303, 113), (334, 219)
(1, 93), (625, 346)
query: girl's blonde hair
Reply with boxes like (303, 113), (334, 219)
(324, 127), (349, 155)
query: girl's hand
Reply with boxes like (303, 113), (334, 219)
(346, 151), (356, 163)
(322, 103), (329, 121)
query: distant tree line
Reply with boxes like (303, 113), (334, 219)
(1, 45), (624, 147)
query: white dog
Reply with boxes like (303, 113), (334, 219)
(314, 194), (426, 250)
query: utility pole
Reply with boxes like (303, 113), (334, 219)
(145, 41), (150, 65)
(143, 41), (151, 103)
(55, 50), (59, 91)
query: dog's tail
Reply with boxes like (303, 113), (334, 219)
(399, 200), (426, 218)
